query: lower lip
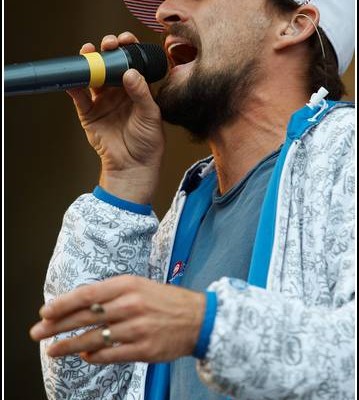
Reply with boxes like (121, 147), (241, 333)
(170, 60), (196, 75)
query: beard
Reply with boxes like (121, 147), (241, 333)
(155, 56), (260, 142)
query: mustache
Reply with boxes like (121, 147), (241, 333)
(161, 23), (202, 54)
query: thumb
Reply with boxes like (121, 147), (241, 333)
(123, 69), (158, 114)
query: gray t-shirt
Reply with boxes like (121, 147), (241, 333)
(170, 149), (280, 400)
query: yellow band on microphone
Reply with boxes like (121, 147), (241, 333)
(82, 52), (106, 88)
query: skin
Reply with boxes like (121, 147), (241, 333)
(30, 0), (320, 363)
(32, 276), (205, 363)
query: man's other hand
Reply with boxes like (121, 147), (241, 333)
(30, 276), (205, 363)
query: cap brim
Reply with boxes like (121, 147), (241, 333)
(123, 0), (164, 32)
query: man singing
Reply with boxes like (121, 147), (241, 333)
(30, 0), (355, 399)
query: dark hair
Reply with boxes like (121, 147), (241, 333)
(266, 0), (345, 100)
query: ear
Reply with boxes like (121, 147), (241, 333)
(273, 5), (320, 51)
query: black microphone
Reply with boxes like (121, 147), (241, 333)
(4, 43), (168, 96)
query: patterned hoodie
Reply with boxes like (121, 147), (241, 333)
(40, 100), (355, 400)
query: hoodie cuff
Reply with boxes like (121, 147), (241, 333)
(93, 186), (152, 216)
(193, 291), (218, 359)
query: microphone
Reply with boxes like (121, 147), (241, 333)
(4, 43), (168, 96)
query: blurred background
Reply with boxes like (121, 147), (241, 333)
(4, 1), (355, 399)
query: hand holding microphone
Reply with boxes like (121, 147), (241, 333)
(72, 33), (166, 204)
(6, 33), (167, 203)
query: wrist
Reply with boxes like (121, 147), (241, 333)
(99, 167), (159, 204)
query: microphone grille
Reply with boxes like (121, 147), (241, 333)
(128, 43), (168, 83)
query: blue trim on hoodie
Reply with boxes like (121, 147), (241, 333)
(248, 101), (351, 288)
(93, 185), (152, 215)
(193, 291), (218, 359)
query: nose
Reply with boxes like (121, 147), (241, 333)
(156, 0), (189, 28)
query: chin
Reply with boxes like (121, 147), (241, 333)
(156, 59), (260, 142)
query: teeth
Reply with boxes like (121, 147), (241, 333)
(168, 43), (183, 53)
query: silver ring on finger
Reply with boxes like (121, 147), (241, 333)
(90, 303), (105, 315)
(101, 327), (113, 347)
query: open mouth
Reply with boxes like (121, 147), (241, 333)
(165, 39), (198, 70)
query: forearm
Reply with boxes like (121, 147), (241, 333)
(41, 192), (158, 399)
(44, 191), (158, 295)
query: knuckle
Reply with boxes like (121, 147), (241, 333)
(57, 338), (73, 354)
(137, 86), (148, 100)
(80, 285), (98, 306)
(120, 274), (138, 290)
(136, 77), (148, 93)
(130, 79), (143, 94)
(46, 301), (59, 316)
(139, 341), (157, 360)
(131, 321), (147, 337)
(123, 274), (136, 283)
(148, 105), (161, 119)
(81, 310), (99, 325)
(127, 293), (145, 314)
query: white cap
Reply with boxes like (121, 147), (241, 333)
(294, 0), (355, 75)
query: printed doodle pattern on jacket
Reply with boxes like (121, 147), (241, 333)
(41, 105), (355, 400)
(41, 195), (158, 399)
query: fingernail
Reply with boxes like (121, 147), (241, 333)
(125, 69), (141, 85)
(81, 43), (91, 49)
(118, 31), (131, 39)
(128, 69), (140, 78)
(104, 35), (117, 42)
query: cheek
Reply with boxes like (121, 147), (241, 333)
(199, 30), (243, 71)
(197, 1), (267, 70)
(198, 14), (247, 63)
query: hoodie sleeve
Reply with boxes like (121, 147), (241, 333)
(197, 279), (354, 400)
(41, 192), (158, 400)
